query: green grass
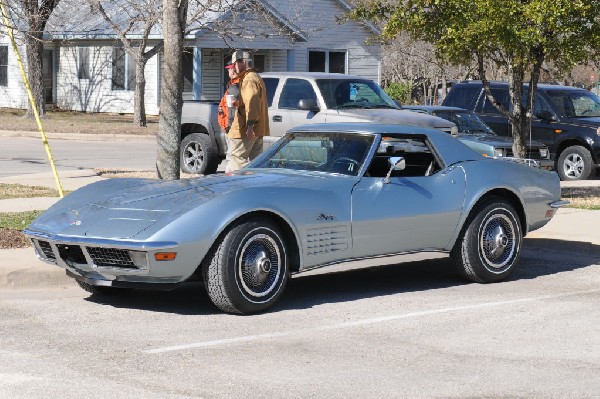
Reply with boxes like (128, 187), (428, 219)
(0, 211), (42, 230)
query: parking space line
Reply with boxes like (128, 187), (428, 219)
(143, 288), (600, 354)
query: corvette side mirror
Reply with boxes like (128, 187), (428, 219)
(383, 156), (405, 184)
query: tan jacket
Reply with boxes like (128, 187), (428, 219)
(227, 70), (270, 139)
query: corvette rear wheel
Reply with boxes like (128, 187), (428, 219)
(451, 197), (522, 283)
(204, 217), (289, 314)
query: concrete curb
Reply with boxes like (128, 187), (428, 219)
(0, 129), (155, 142)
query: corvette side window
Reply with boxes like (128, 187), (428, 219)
(366, 138), (440, 178)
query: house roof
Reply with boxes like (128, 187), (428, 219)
(44, 0), (307, 42)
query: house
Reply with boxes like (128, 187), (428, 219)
(0, 0), (381, 115)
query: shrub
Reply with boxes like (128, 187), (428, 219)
(384, 82), (413, 105)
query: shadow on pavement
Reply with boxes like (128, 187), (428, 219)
(83, 238), (600, 315)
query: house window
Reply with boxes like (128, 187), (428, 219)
(182, 47), (194, 92)
(0, 46), (7, 86)
(253, 54), (265, 72)
(112, 47), (136, 90)
(308, 50), (346, 74)
(78, 47), (90, 80)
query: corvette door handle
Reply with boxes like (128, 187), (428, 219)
(272, 115), (282, 122)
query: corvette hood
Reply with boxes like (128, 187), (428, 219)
(27, 172), (336, 239)
(328, 108), (455, 130)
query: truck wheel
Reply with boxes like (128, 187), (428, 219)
(180, 133), (219, 175)
(557, 145), (593, 181)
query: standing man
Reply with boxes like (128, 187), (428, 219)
(218, 61), (240, 133)
(227, 50), (270, 171)
(218, 61), (240, 173)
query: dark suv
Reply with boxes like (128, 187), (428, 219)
(442, 80), (600, 180)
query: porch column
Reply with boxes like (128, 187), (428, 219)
(194, 47), (202, 100)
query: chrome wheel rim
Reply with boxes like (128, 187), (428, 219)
(479, 212), (517, 270)
(563, 153), (584, 179)
(184, 142), (204, 172)
(238, 233), (282, 299)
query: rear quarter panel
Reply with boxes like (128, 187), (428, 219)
(455, 159), (560, 243)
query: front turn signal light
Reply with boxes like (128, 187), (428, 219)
(155, 252), (177, 261)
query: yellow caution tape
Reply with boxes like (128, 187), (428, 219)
(0, 0), (64, 197)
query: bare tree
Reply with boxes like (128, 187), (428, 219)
(5, 0), (61, 118)
(381, 35), (472, 105)
(89, 0), (163, 127)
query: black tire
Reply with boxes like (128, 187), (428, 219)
(557, 145), (593, 181)
(180, 133), (219, 175)
(451, 197), (522, 283)
(76, 280), (131, 296)
(203, 217), (289, 314)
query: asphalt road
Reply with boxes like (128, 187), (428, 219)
(0, 136), (156, 177)
(1, 244), (599, 398)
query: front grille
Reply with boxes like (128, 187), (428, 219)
(87, 247), (136, 268)
(56, 244), (87, 265)
(37, 240), (56, 260)
(506, 148), (544, 160)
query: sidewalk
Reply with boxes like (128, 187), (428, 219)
(1, 169), (599, 289)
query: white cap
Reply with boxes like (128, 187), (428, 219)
(231, 50), (251, 63)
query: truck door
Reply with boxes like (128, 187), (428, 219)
(269, 78), (327, 147)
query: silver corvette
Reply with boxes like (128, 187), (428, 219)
(25, 123), (566, 314)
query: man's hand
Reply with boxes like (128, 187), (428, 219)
(246, 125), (256, 139)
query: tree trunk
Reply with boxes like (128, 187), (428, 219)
(156, 0), (188, 180)
(24, 31), (45, 118)
(134, 55), (147, 127)
(507, 63), (527, 158)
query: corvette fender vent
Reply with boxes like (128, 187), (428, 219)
(87, 247), (136, 268)
(306, 225), (349, 256)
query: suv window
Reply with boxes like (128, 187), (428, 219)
(279, 78), (317, 109)
(546, 90), (600, 118)
(263, 78), (279, 107)
(478, 88), (509, 114)
(443, 85), (480, 110)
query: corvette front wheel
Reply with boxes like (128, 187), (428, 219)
(451, 197), (522, 283)
(204, 217), (289, 314)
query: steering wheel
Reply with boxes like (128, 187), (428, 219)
(332, 157), (360, 174)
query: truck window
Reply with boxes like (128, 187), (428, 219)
(263, 78), (279, 107)
(279, 79), (317, 109)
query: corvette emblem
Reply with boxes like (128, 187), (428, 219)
(68, 210), (82, 226)
(317, 213), (334, 221)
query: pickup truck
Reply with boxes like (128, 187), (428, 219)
(180, 72), (456, 174)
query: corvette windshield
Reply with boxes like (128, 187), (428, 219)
(434, 111), (495, 135)
(253, 132), (374, 176)
(316, 79), (398, 110)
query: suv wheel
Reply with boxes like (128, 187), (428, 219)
(557, 145), (593, 181)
